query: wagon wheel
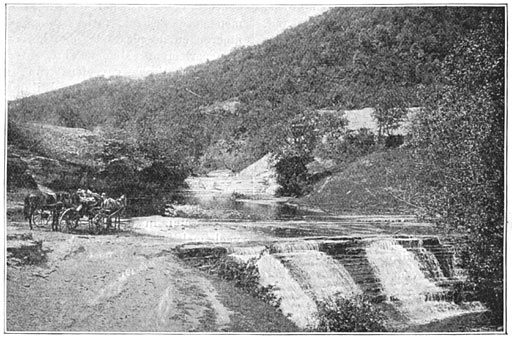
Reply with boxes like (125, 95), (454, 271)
(32, 208), (52, 228)
(59, 208), (79, 233)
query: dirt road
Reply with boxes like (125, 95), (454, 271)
(6, 224), (298, 332)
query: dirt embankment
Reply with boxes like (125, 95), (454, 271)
(6, 225), (297, 332)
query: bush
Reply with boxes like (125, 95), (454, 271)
(209, 255), (281, 309)
(312, 295), (387, 332)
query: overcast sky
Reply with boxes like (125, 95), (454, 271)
(6, 5), (330, 100)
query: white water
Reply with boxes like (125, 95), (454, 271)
(227, 254), (259, 263)
(366, 239), (485, 324)
(413, 245), (446, 280)
(277, 251), (362, 301)
(256, 254), (318, 328)
(225, 246), (267, 263)
(226, 246), (267, 255)
(270, 241), (320, 253)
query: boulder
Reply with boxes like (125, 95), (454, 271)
(25, 155), (89, 190)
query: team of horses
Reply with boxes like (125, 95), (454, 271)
(23, 190), (127, 232)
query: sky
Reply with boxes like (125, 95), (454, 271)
(6, 5), (330, 100)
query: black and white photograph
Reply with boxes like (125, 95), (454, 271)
(4, 4), (506, 333)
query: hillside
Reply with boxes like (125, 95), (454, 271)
(8, 7), (491, 174)
(300, 148), (425, 215)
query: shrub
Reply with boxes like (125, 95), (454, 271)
(312, 295), (387, 332)
(209, 255), (281, 309)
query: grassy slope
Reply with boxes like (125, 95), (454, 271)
(301, 148), (425, 215)
(17, 123), (105, 166)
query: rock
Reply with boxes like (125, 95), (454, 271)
(7, 233), (33, 241)
(26, 156), (89, 189)
(7, 238), (46, 265)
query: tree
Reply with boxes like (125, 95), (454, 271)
(273, 110), (349, 196)
(411, 8), (504, 323)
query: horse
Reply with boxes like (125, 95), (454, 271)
(101, 195), (127, 230)
(23, 191), (72, 230)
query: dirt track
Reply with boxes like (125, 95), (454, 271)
(6, 222), (298, 332)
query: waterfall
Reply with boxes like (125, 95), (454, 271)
(270, 241), (320, 253)
(256, 254), (318, 328)
(226, 245), (267, 255)
(277, 251), (362, 301)
(228, 254), (257, 263)
(367, 239), (441, 299)
(366, 239), (485, 324)
(411, 246), (446, 280)
(176, 236), (486, 328)
(255, 241), (361, 328)
(226, 246), (267, 263)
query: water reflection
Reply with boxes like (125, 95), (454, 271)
(181, 193), (314, 220)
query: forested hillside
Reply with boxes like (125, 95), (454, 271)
(9, 7), (491, 172)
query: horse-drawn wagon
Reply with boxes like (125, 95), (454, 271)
(59, 196), (102, 233)
(59, 193), (127, 234)
(25, 189), (127, 234)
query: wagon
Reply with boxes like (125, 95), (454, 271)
(59, 198), (126, 234)
(58, 199), (102, 233)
